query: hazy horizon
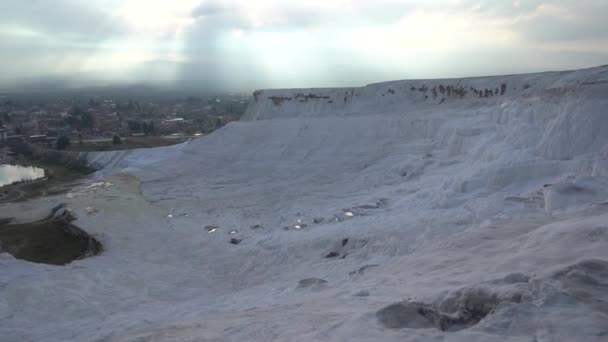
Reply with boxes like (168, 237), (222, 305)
(1, 1), (607, 92)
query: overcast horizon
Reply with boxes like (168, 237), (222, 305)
(1, 0), (607, 92)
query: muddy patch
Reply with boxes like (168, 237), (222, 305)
(377, 286), (523, 332)
(0, 204), (102, 265)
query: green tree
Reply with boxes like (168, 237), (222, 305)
(142, 121), (155, 136)
(69, 105), (84, 116)
(56, 135), (71, 150)
(127, 120), (141, 133)
(81, 112), (94, 129)
(66, 106), (94, 130)
(112, 135), (122, 145)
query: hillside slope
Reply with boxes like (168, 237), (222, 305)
(1, 66), (608, 341)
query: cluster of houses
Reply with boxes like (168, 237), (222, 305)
(0, 128), (24, 145)
(0, 129), (59, 145)
(0, 93), (248, 148)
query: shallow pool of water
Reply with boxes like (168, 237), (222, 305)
(0, 164), (46, 187)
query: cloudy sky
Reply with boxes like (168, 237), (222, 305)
(1, 0), (607, 92)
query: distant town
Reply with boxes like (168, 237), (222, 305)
(0, 91), (250, 151)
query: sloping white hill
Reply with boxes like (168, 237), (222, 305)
(2, 66), (608, 341)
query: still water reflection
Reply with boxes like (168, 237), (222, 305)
(0, 164), (45, 187)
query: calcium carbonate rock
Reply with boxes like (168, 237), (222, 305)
(544, 177), (608, 212)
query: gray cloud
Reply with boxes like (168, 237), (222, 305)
(192, 0), (230, 18)
(464, 0), (545, 16)
(189, 0), (416, 31)
(1, 0), (607, 92)
(516, 1), (608, 43)
(0, 0), (126, 41)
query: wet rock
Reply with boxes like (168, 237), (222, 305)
(85, 207), (98, 215)
(349, 264), (380, 277)
(297, 278), (328, 290)
(354, 290), (370, 297)
(229, 238), (242, 245)
(377, 302), (436, 329)
(356, 204), (378, 210)
(251, 224), (264, 231)
(326, 238), (369, 261)
(353, 200), (389, 210)
(377, 198), (389, 208)
(502, 273), (531, 284)
(377, 287), (522, 332)
(325, 252), (340, 258)
(552, 259), (608, 314)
